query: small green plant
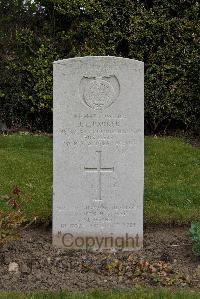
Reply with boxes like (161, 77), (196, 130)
(189, 222), (200, 256)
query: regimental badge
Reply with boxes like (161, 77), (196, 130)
(80, 75), (120, 110)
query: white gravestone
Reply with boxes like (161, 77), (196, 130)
(53, 56), (144, 251)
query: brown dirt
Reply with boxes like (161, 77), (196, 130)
(0, 226), (199, 291)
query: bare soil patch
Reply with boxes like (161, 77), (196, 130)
(0, 226), (199, 291)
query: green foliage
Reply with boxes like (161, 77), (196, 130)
(0, 0), (199, 133)
(189, 222), (200, 256)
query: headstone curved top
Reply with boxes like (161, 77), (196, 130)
(53, 56), (144, 251)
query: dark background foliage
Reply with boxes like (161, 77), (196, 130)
(0, 0), (199, 133)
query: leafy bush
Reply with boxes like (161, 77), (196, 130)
(189, 222), (200, 256)
(0, 0), (199, 133)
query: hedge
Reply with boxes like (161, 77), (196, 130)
(0, 0), (199, 133)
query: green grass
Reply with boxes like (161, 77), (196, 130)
(0, 134), (199, 224)
(0, 134), (52, 220)
(0, 289), (200, 299)
(144, 136), (200, 224)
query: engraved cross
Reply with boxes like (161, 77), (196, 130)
(84, 151), (114, 201)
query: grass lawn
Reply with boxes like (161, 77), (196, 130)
(0, 134), (52, 220)
(0, 134), (199, 224)
(145, 136), (200, 224)
(0, 289), (200, 299)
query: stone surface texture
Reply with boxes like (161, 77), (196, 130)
(53, 56), (144, 251)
